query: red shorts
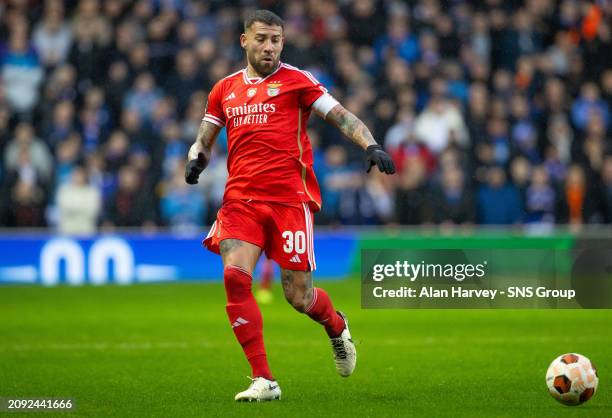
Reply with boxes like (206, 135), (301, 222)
(203, 199), (316, 271)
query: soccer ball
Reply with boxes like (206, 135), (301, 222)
(545, 353), (598, 406)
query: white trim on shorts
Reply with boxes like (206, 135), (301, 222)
(302, 203), (316, 271)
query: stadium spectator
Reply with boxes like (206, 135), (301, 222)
(129, 148), (157, 200)
(72, 0), (112, 48)
(181, 91), (207, 141)
(118, 110), (154, 155)
(430, 165), (475, 225)
(68, 6), (110, 87)
(150, 96), (176, 136)
(318, 145), (361, 224)
(390, 131), (436, 176)
(525, 165), (557, 224)
(384, 107), (415, 153)
(571, 82), (610, 132)
(165, 49), (205, 117)
(465, 82), (489, 145)
(486, 117), (512, 167)
(558, 164), (602, 225)
(78, 107), (107, 154)
(103, 129), (130, 175)
(477, 166), (523, 225)
(364, 172), (394, 224)
(414, 95), (469, 155)
(123, 72), (163, 122)
(7, 179), (46, 227)
(196, 141), (227, 226)
(469, 13), (491, 64)
(581, 9), (611, 82)
(395, 155), (430, 225)
(159, 121), (184, 179)
(56, 165), (101, 234)
(510, 156), (532, 207)
(374, 13), (419, 65)
(4, 122), (53, 182)
(345, 0), (386, 48)
(176, 19), (199, 49)
(543, 145), (568, 185)
(509, 94), (539, 162)
(85, 151), (114, 202)
(545, 115), (573, 166)
(42, 100), (76, 150)
(32, 0), (73, 69)
(42, 64), (78, 107)
(160, 164), (206, 230)
(103, 165), (155, 227)
(337, 176), (381, 225)
(53, 132), (81, 189)
(104, 60), (131, 121)
(1, 16), (44, 116)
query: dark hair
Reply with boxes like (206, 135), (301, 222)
(244, 9), (284, 31)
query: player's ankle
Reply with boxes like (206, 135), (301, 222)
(326, 316), (346, 338)
(253, 373), (274, 381)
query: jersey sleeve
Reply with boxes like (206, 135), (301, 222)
(202, 80), (226, 127)
(296, 70), (328, 109)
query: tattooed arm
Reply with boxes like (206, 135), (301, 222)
(188, 120), (222, 163)
(323, 104), (377, 150)
(185, 120), (221, 184)
(321, 103), (396, 174)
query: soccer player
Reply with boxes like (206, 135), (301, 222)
(185, 10), (395, 401)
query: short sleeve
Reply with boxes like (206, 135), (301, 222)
(297, 70), (328, 109)
(202, 81), (226, 127)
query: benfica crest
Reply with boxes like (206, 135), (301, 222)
(267, 82), (282, 97)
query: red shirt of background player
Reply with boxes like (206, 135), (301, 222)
(203, 62), (326, 212)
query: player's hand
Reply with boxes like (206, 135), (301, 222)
(185, 152), (208, 184)
(365, 144), (395, 174)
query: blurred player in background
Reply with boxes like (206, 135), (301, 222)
(255, 257), (275, 305)
(185, 10), (395, 401)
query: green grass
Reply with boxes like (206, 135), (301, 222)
(0, 280), (610, 417)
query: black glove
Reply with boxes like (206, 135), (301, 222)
(365, 144), (396, 174)
(185, 152), (208, 184)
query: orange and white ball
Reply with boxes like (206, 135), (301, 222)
(546, 353), (598, 406)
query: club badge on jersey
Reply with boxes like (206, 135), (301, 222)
(267, 83), (282, 97)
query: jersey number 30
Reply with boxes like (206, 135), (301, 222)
(282, 231), (306, 254)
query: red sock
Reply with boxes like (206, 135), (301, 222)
(224, 265), (273, 380)
(304, 288), (346, 338)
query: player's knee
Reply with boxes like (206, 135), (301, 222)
(224, 265), (252, 302)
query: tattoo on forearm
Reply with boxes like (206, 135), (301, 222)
(325, 105), (376, 150)
(195, 121), (220, 159)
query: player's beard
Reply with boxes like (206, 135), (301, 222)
(248, 50), (279, 77)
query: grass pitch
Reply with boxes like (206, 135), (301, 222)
(1, 280), (610, 417)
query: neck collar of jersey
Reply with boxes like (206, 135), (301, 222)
(242, 62), (282, 85)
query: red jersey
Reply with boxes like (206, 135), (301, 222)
(203, 62), (326, 211)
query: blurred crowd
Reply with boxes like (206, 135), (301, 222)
(0, 0), (611, 233)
